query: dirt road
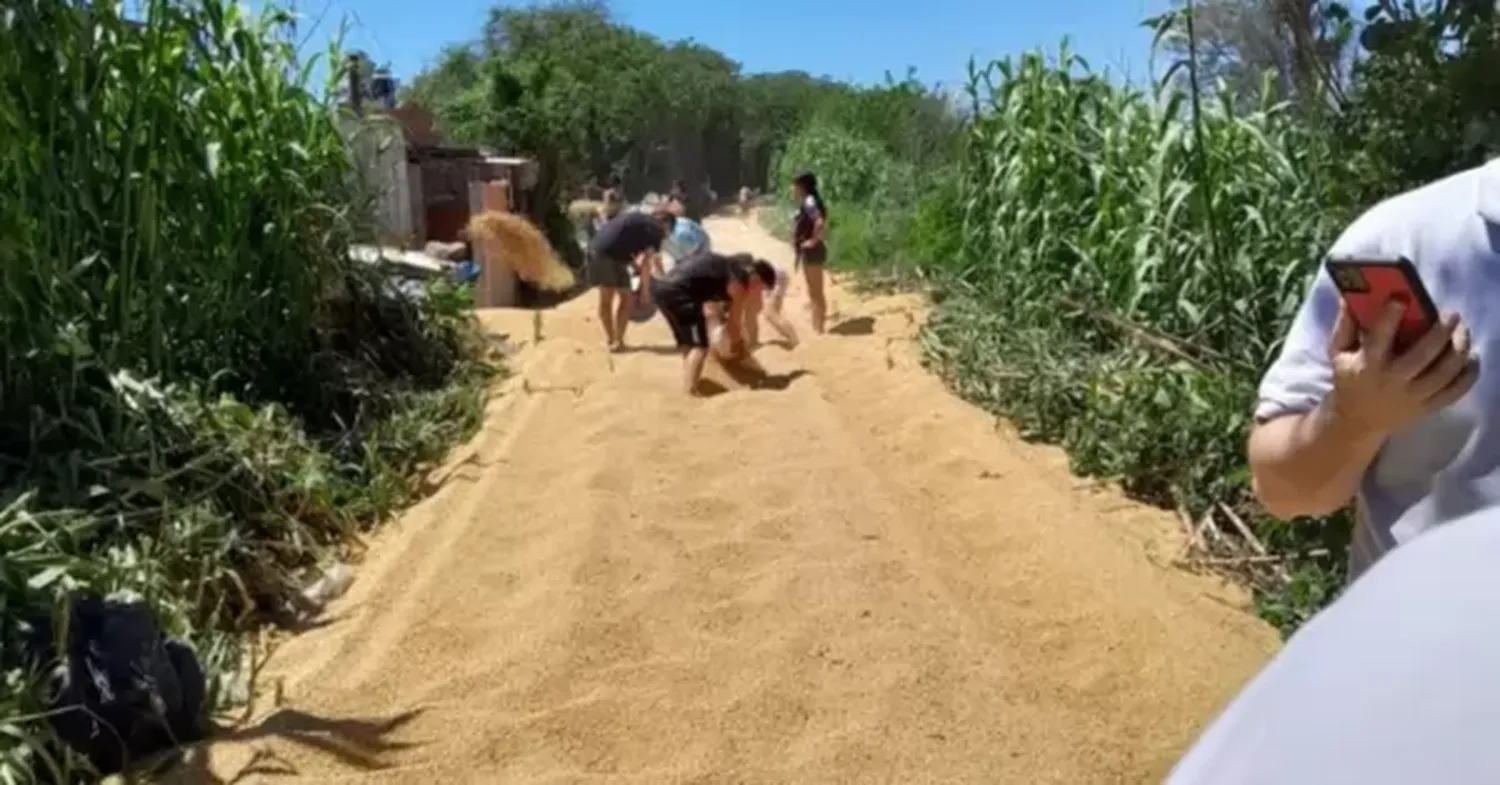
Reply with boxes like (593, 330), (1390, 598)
(177, 216), (1276, 784)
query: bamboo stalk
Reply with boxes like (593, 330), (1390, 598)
(1176, 549), (1330, 568)
(1218, 502), (1267, 555)
(1058, 296), (1224, 372)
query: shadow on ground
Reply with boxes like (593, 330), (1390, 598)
(697, 356), (810, 397)
(829, 316), (875, 336)
(158, 709), (426, 784)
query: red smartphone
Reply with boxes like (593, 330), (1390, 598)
(1325, 257), (1439, 352)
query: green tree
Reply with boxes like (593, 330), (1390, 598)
(1336, 0), (1500, 204)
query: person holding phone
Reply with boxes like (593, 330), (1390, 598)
(1249, 162), (1500, 582)
(650, 252), (778, 396)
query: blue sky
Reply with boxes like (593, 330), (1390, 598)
(284, 0), (1175, 91)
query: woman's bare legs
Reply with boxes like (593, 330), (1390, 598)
(596, 286), (621, 348)
(611, 292), (630, 351)
(682, 347), (709, 395)
(803, 262), (827, 334)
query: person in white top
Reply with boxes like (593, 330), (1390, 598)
(1167, 504), (1500, 785)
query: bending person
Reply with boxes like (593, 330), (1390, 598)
(650, 252), (777, 396)
(589, 208), (669, 352)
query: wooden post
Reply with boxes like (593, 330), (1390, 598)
(346, 53), (363, 117)
(472, 179), (518, 308)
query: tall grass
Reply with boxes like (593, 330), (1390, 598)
(0, 1), (490, 779)
(923, 45), (1353, 630)
(775, 41), (1358, 632)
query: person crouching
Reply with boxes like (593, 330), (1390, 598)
(650, 252), (778, 396)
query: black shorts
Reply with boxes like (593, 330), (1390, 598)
(796, 241), (827, 267)
(652, 289), (709, 348)
(587, 251), (632, 289)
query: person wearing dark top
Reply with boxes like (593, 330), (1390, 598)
(791, 171), (829, 334)
(651, 252), (778, 395)
(589, 209), (669, 351)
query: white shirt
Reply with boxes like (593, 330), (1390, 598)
(1167, 506), (1500, 784)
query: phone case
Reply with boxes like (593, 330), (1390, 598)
(1325, 257), (1438, 351)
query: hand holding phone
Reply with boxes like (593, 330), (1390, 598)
(1325, 257), (1437, 353)
(1322, 257), (1476, 435)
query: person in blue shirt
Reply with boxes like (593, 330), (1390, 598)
(662, 213), (711, 266)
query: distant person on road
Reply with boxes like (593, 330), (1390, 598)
(1248, 161), (1491, 583)
(666, 179), (690, 219)
(1167, 503), (1500, 785)
(791, 171), (829, 334)
(592, 188), (624, 235)
(650, 252), (778, 396)
(589, 209), (668, 352)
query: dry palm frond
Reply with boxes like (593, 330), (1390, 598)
(466, 211), (576, 292)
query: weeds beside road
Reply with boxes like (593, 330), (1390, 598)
(0, 3), (490, 779)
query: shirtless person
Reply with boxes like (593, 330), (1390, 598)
(589, 209), (668, 351)
(650, 252), (778, 395)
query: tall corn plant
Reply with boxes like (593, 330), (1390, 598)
(926, 35), (1352, 627)
(0, 1), (387, 780)
(0, 0), (353, 432)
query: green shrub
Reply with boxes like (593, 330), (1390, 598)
(0, 2), (491, 779)
(792, 41), (1355, 633)
(768, 122), (960, 280)
(929, 46), (1354, 629)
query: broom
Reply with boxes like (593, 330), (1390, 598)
(465, 210), (576, 292)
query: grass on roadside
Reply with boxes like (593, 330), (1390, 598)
(0, 2), (493, 780)
(768, 44), (1353, 635)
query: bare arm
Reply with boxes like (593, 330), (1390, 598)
(1248, 402), (1384, 519)
(764, 306), (798, 346)
(744, 289), (763, 347)
(1249, 296), (1473, 519)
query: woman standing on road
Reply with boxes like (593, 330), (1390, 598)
(650, 252), (778, 396)
(791, 171), (829, 334)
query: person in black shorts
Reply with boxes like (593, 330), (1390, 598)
(651, 252), (778, 396)
(589, 209), (670, 351)
(790, 171), (829, 334)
